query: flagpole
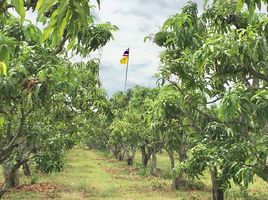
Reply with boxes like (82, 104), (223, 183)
(124, 48), (130, 91)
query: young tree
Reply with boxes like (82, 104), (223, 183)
(108, 91), (131, 161)
(108, 86), (161, 170)
(129, 87), (161, 173)
(149, 86), (198, 187)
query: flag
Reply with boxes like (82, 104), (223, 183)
(120, 48), (129, 64)
(0, 61), (7, 76)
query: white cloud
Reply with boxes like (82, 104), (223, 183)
(21, 0), (203, 96)
(95, 0), (203, 96)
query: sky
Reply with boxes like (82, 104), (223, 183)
(22, 1), (265, 97)
(22, 0), (203, 96)
(90, 0), (203, 96)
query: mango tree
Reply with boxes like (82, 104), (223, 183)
(153, 0), (268, 199)
(124, 86), (159, 166)
(108, 86), (161, 170)
(131, 87), (161, 174)
(109, 91), (131, 161)
(149, 86), (201, 188)
(0, 0), (117, 196)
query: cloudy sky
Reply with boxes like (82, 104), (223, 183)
(90, 0), (203, 96)
(23, 0), (203, 96)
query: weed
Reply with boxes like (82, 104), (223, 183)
(135, 163), (151, 176)
(30, 173), (38, 185)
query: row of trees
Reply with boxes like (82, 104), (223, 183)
(0, 0), (117, 197)
(1, 0), (268, 200)
(85, 1), (268, 200)
(153, 0), (268, 199)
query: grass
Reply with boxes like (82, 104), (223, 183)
(0, 149), (267, 199)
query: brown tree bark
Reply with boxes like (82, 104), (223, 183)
(210, 166), (224, 200)
(0, 189), (7, 199)
(141, 145), (151, 168)
(151, 150), (158, 176)
(23, 162), (31, 176)
(172, 136), (188, 189)
(126, 148), (136, 166)
(2, 162), (20, 189)
(167, 149), (175, 169)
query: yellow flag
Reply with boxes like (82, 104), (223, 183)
(120, 48), (129, 64)
(120, 56), (128, 64)
(0, 61), (7, 76)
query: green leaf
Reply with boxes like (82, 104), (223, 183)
(42, 26), (53, 42)
(255, 0), (262, 10)
(55, 0), (70, 43)
(0, 61), (7, 76)
(11, 0), (25, 22)
(27, 92), (33, 108)
(36, 0), (57, 21)
(237, 0), (245, 12)
(249, 0), (256, 15)
(0, 117), (4, 128)
(73, 1), (88, 25)
(67, 37), (76, 50)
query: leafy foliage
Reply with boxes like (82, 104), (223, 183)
(0, 0), (117, 194)
(152, 0), (268, 199)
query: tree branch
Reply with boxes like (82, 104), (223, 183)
(0, 107), (27, 164)
(0, 189), (8, 199)
(206, 96), (223, 104)
(0, 0), (5, 9)
(55, 30), (69, 54)
(249, 68), (268, 82)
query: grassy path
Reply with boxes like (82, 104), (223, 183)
(1, 149), (267, 199)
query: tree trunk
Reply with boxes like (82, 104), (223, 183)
(178, 144), (187, 163)
(112, 144), (124, 161)
(23, 162), (31, 176)
(172, 176), (185, 189)
(261, 126), (268, 181)
(0, 189), (7, 199)
(167, 149), (175, 169)
(118, 150), (124, 161)
(211, 166), (224, 200)
(263, 156), (268, 182)
(141, 145), (150, 168)
(127, 156), (133, 165)
(172, 166), (186, 188)
(127, 149), (136, 166)
(141, 145), (146, 165)
(151, 150), (158, 176)
(172, 141), (188, 189)
(2, 162), (19, 189)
